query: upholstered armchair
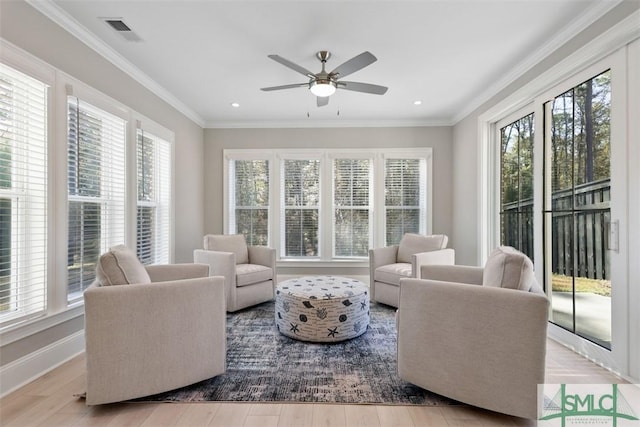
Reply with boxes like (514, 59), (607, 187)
(368, 233), (455, 307)
(84, 245), (226, 405)
(396, 246), (550, 419)
(194, 234), (276, 312)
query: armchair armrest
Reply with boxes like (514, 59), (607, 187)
(419, 264), (484, 285)
(369, 245), (399, 270)
(412, 248), (455, 278)
(248, 246), (276, 268)
(145, 263), (209, 282)
(84, 276), (226, 405)
(368, 246), (399, 299)
(397, 278), (549, 419)
(194, 249), (236, 310)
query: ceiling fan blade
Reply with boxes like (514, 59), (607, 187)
(268, 55), (315, 78)
(261, 83), (307, 91)
(339, 81), (388, 95)
(330, 51), (377, 79)
(317, 96), (329, 107)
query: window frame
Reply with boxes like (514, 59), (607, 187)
(224, 148), (433, 264)
(64, 93), (128, 303)
(330, 153), (374, 259)
(133, 117), (174, 265)
(0, 60), (50, 329)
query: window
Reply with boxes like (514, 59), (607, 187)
(136, 128), (171, 265)
(499, 112), (534, 258)
(0, 63), (48, 327)
(225, 149), (432, 261)
(229, 159), (269, 246)
(281, 159), (320, 257)
(333, 158), (371, 257)
(67, 97), (126, 300)
(384, 158), (426, 246)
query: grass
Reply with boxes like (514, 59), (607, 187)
(551, 273), (611, 297)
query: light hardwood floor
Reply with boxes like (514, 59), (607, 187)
(0, 339), (626, 427)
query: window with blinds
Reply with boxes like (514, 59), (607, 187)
(282, 159), (320, 257)
(67, 97), (126, 300)
(136, 128), (171, 265)
(384, 158), (426, 246)
(333, 158), (371, 257)
(230, 159), (269, 246)
(0, 63), (48, 327)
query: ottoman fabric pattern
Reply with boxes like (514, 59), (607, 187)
(275, 276), (370, 342)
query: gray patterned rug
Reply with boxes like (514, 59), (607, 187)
(137, 301), (456, 405)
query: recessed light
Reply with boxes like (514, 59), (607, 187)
(231, 102), (240, 108)
(413, 100), (422, 105)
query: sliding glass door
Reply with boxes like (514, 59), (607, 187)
(545, 69), (612, 349)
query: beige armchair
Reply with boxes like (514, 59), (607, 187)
(396, 246), (549, 419)
(194, 234), (276, 312)
(368, 233), (454, 307)
(84, 246), (226, 405)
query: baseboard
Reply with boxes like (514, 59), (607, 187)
(0, 330), (85, 398)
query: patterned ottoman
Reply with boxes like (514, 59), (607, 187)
(275, 276), (370, 342)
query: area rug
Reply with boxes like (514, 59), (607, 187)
(137, 301), (456, 405)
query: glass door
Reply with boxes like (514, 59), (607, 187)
(544, 69), (613, 349)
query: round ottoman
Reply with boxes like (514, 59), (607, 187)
(275, 276), (370, 342)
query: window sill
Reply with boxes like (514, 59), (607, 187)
(0, 305), (84, 346)
(276, 259), (369, 269)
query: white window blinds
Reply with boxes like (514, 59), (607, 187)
(230, 159), (269, 246)
(136, 128), (171, 265)
(0, 63), (48, 327)
(384, 158), (426, 246)
(333, 158), (371, 257)
(282, 159), (320, 257)
(67, 96), (126, 300)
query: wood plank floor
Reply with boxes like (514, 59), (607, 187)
(0, 339), (626, 427)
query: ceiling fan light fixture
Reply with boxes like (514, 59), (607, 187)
(310, 80), (336, 97)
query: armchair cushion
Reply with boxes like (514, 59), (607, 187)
(397, 234), (448, 263)
(236, 263), (274, 287)
(374, 263), (412, 286)
(482, 246), (535, 291)
(96, 245), (150, 286)
(203, 234), (249, 264)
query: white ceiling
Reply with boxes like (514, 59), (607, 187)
(37, 0), (617, 128)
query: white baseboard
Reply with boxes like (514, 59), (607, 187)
(0, 330), (85, 398)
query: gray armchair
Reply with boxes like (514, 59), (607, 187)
(396, 246), (549, 419)
(194, 234), (276, 312)
(368, 233), (454, 307)
(84, 246), (226, 405)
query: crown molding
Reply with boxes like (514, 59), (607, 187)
(26, 0), (206, 128)
(24, 0), (627, 130)
(204, 118), (454, 129)
(451, 0), (624, 125)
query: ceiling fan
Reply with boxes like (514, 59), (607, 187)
(261, 51), (388, 107)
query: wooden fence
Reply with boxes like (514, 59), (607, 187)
(501, 178), (610, 280)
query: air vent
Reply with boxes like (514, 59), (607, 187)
(101, 17), (142, 42)
(105, 19), (131, 32)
